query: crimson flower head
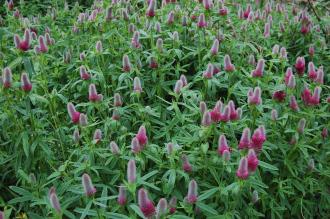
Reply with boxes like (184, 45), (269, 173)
(224, 54), (235, 72)
(251, 59), (265, 77)
(197, 13), (207, 28)
(82, 173), (96, 196)
(217, 134), (230, 155)
(14, 29), (31, 51)
(182, 155), (192, 172)
(239, 128), (251, 149)
(187, 180), (198, 204)
(117, 185), (126, 206)
(2, 67), (12, 89)
(138, 189), (156, 218)
(136, 125), (148, 147)
(251, 126), (266, 150)
(88, 84), (103, 102)
(236, 157), (249, 179)
(295, 57), (305, 76)
(146, 0), (156, 17)
(247, 149), (259, 172)
(67, 102), (80, 124)
(273, 90), (286, 102)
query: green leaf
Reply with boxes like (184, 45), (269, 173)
(259, 161), (279, 171)
(198, 187), (219, 202)
(79, 200), (93, 219)
(197, 202), (218, 215)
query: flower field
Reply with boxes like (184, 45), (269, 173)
(0, 0), (330, 218)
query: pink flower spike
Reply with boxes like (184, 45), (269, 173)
(133, 77), (142, 93)
(239, 128), (251, 149)
(251, 126), (266, 150)
(174, 80), (183, 94)
(309, 45), (315, 57)
(311, 87), (321, 105)
(248, 87), (262, 105)
(224, 55), (235, 72)
(220, 105), (230, 122)
(122, 55), (131, 72)
(247, 149), (259, 172)
(251, 59), (265, 77)
(289, 95), (299, 111)
(109, 141), (120, 155)
(280, 47), (287, 59)
(49, 188), (61, 213)
(88, 84), (103, 102)
(201, 111), (212, 126)
(2, 67), (12, 89)
(138, 189), (156, 217)
(219, 6), (228, 16)
(79, 113), (88, 126)
(272, 45), (279, 54)
(93, 129), (102, 143)
(271, 109), (278, 121)
(182, 155), (192, 172)
(73, 128), (80, 143)
(210, 39), (219, 56)
(114, 93), (123, 107)
(284, 67), (293, 85)
(295, 57), (305, 76)
(136, 125), (148, 146)
(95, 40), (103, 53)
(307, 62), (317, 80)
(187, 180), (198, 204)
(80, 66), (90, 80)
(146, 0), (156, 17)
(156, 198), (168, 218)
(210, 101), (222, 122)
(127, 159), (136, 184)
(117, 185), (127, 206)
(321, 128), (328, 139)
(35, 36), (48, 53)
(203, 0), (213, 10)
(67, 102), (80, 124)
(82, 173), (96, 196)
(131, 31), (141, 49)
(197, 13), (207, 28)
(180, 74), (188, 87)
(131, 137), (141, 154)
(200, 101), (207, 115)
(315, 66), (324, 84)
(169, 196), (177, 214)
(264, 22), (271, 38)
(167, 11), (175, 24)
(236, 157), (249, 180)
(287, 75), (296, 89)
(203, 63), (214, 79)
(217, 134), (230, 155)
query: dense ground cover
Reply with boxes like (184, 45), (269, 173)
(0, 0), (330, 218)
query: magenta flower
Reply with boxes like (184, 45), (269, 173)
(7, 0), (14, 10)
(82, 173), (96, 196)
(321, 128), (328, 139)
(88, 84), (103, 102)
(219, 5), (228, 16)
(224, 55), (235, 72)
(284, 67), (293, 85)
(114, 93), (123, 107)
(203, 63), (214, 79)
(79, 66), (90, 80)
(307, 62), (317, 80)
(236, 157), (249, 179)
(251, 126), (266, 150)
(315, 66), (324, 84)
(182, 155), (192, 173)
(217, 134), (230, 155)
(105, 7), (113, 22)
(287, 74), (296, 89)
(79, 113), (88, 126)
(131, 137), (141, 154)
(20, 72), (32, 92)
(295, 57), (305, 76)
(133, 77), (143, 93)
(136, 125), (148, 146)
(187, 180), (198, 204)
(156, 198), (168, 218)
(2, 67), (12, 89)
(117, 185), (127, 206)
(122, 55), (132, 72)
(271, 109), (278, 121)
(131, 31), (141, 49)
(93, 129), (102, 143)
(180, 74), (188, 87)
(273, 90), (286, 102)
(35, 36), (48, 54)
(0, 211), (4, 219)
(14, 29), (31, 51)
(280, 47), (287, 59)
(210, 101), (222, 122)
(169, 196), (177, 214)
(49, 187), (61, 213)
(197, 13), (207, 28)
(127, 159), (136, 184)
(174, 80), (183, 94)
(239, 128), (251, 149)
(149, 57), (158, 69)
(203, 0), (213, 10)
(156, 38), (163, 52)
(146, 0), (156, 17)
(138, 189), (156, 217)
(251, 59), (265, 77)
(263, 22), (271, 38)
(67, 102), (80, 124)
(289, 95), (299, 111)
(272, 45), (279, 55)
(109, 141), (120, 155)
(247, 149), (259, 172)
(248, 87), (262, 105)
(201, 111), (212, 126)
(167, 11), (175, 24)
(309, 46), (315, 57)
(199, 101), (207, 116)
(210, 39), (219, 56)
(228, 100), (240, 120)
(95, 40), (103, 53)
